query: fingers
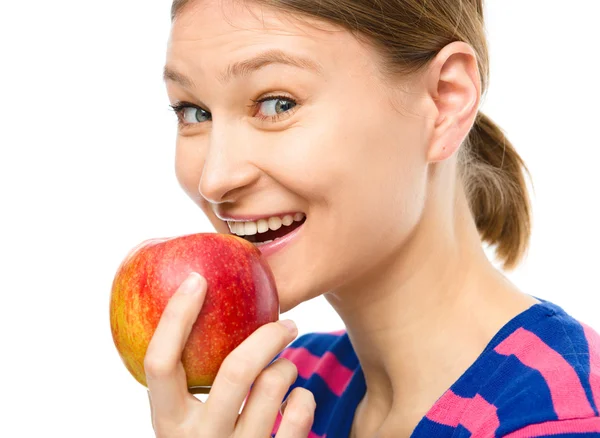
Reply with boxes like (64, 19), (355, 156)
(235, 358), (298, 437)
(203, 320), (299, 434)
(144, 272), (207, 421)
(275, 387), (316, 438)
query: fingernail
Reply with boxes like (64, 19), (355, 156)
(280, 398), (288, 416)
(279, 319), (297, 334)
(182, 272), (203, 294)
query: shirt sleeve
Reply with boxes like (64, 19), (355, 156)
(503, 417), (600, 437)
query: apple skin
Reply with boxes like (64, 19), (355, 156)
(109, 233), (279, 389)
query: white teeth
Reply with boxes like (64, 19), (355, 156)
(268, 216), (282, 231)
(257, 219), (269, 234)
(235, 222), (245, 236)
(282, 215), (294, 226)
(228, 213), (306, 237)
(244, 221), (258, 236)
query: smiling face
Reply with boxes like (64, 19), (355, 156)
(165, 0), (432, 312)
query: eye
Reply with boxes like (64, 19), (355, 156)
(181, 106), (211, 123)
(170, 102), (212, 126)
(255, 96), (297, 119)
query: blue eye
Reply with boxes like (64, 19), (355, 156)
(257, 98), (297, 117)
(170, 103), (211, 125)
(181, 107), (211, 123)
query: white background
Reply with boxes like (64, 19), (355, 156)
(1, 1), (599, 437)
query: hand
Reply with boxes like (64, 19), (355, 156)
(144, 272), (316, 437)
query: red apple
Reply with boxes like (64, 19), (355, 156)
(109, 233), (279, 389)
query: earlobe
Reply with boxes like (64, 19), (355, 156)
(426, 42), (481, 163)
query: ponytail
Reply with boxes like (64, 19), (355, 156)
(461, 112), (533, 270)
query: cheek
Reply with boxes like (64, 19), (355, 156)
(359, 124), (428, 240)
(175, 140), (204, 201)
(313, 107), (428, 264)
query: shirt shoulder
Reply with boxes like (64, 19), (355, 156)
(493, 303), (600, 434)
(418, 301), (600, 437)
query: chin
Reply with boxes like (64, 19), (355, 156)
(271, 273), (304, 314)
(278, 297), (298, 314)
(274, 266), (333, 314)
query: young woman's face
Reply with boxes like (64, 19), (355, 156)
(166, 0), (431, 312)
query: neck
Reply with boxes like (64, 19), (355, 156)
(325, 174), (537, 437)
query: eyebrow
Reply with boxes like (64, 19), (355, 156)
(163, 49), (323, 88)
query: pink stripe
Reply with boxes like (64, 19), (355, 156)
(582, 323), (600, 411)
(280, 347), (320, 379)
(461, 394), (500, 437)
(315, 351), (354, 396)
(426, 390), (468, 427)
(503, 417), (600, 437)
(280, 348), (354, 396)
(426, 390), (499, 436)
(308, 433), (325, 438)
(494, 327), (595, 419)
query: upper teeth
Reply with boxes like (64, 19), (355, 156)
(228, 213), (305, 236)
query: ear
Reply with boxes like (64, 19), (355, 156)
(424, 41), (481, 163)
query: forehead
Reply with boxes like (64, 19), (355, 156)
(167, 0), (374, 74)
(171, 0), (337, 42)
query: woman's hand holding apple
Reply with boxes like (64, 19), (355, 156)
(144, 272), (316, 438)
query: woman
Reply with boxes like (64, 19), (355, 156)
(144, 0), (600, 436)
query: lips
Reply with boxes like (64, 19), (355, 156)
(253, 219), (305, 257)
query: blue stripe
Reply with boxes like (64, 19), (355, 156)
(455, 424), (473, 437)
(412, 418), (460, 437)
(279, 372), (345, 437)
(485, 353), (558, 436)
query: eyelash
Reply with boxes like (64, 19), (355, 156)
(169, 94), (299, 128)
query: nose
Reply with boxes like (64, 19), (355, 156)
(198, 123), (260, 204)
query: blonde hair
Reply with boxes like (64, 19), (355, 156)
(171, 0), (532, 270)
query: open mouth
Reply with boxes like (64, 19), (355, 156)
(244, 217), (306, 244)
(227, 213), (307, 245)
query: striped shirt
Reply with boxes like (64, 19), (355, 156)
(271, 300), (600, 437)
